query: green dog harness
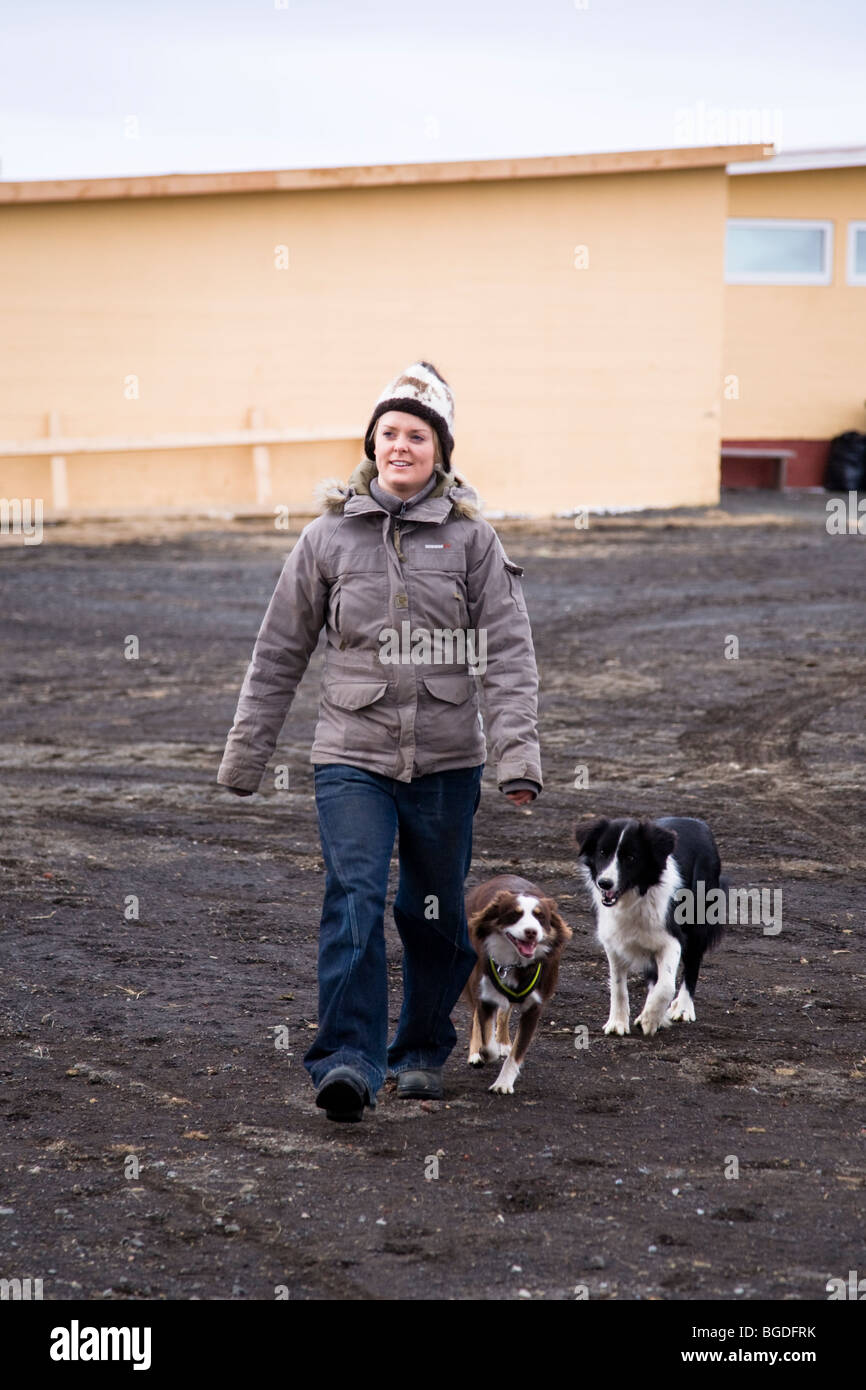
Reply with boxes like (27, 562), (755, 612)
(487, 956), (542, 1002)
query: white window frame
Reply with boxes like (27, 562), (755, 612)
(725, 217), (834, 285)
(847, 222), (866, 285)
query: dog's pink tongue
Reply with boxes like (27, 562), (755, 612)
(517, 940), (536, 957)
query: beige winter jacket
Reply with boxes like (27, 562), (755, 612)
(216, 458), (542, 794)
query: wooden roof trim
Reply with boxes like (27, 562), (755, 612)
(0, 144), (773, 205)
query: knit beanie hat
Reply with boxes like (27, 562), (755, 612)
(363, 360), (455, 469)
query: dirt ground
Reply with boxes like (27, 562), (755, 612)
(1, 490), (863, 1305)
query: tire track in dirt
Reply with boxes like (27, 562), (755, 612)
(677, 682), (861, 848)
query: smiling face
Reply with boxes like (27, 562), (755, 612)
(469, 889), (569, 966)
(500, 894), (553, 960)
(374, 410), (437, 497)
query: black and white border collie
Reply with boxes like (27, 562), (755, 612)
(463, 876), (572, 1093)
(575, 817), (726, 1036)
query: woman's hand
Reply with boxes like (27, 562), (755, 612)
(505, 789), (535, 806)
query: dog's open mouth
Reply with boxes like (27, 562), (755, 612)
(505, 932), (538, 959)
(599, 888), (620, 907)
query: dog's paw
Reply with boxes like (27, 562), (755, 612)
(468, 1051), (484, 1066)
(635, 1009), (672, 1036)
(667, 992), (696, 1023)
(603, 1016), (630, 1036)
(489, 1058), (520, 1094)
(494, 1042), (512, 1059)
(480, 1043), (505, 1063)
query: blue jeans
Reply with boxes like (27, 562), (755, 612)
(304, 762), (484, 1101)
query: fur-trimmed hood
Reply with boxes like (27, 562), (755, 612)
(313, 456), (481, 520)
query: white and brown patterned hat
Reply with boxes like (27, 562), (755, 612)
(364, 360), (455, 468)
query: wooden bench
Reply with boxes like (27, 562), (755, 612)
(721, 446), (796, 491)
(0, 408), (362, 510)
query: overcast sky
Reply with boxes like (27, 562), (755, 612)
(1, 0), (864, 181)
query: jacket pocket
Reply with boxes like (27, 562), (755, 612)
(328, 576), (389, 652)
(326, 681), (389, 711)
(315, 679), (395, 759)
(407, 549), (469, 631)
(417, 671), (484, 759)
(329, 579), (342, 637)
(503, 558), (528, 615)
(420, 673), (473, 705)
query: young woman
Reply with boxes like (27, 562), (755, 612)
(217, 361), (541, 1120)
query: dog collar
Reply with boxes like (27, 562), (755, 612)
(487, 956), (541, 1001)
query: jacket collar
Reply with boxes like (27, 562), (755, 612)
(315, 455), (481, 521)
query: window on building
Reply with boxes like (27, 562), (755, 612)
(847, 223), (866, 285)
(725, 218), (833, 285)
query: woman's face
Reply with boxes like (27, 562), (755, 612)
(374, 411), (437, 497)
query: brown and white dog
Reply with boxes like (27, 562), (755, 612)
(462, 875), (572, 1094)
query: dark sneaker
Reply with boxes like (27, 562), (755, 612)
(396, 1068), (444, 1100)
(315, 1066), (371, 1122)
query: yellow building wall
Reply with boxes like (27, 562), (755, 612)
(0, 167), (728, 517)
(723, 167), (866, 439)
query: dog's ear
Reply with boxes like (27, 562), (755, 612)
(541, 899), (573, 941)
(468, 890), (514, 937)
(575, 818), (607, 858)
(645, 822), (677, 865)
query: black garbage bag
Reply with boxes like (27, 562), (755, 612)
(824, 431), (866, 491)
